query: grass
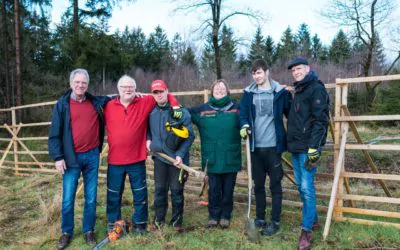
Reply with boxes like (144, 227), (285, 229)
(1, 172), (400, 250)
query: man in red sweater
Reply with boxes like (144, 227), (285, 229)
(104, 75), (182, 234)
(49, 69), (109, 250)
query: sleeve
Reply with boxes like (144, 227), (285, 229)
(188, 105), (201, 126)
(239, 91), (250, 128)
(283, 90), (292, 118)
(309, 86), (330, 149)
(167, 93), (180, 107)
(48, 102), (64, 161)
(175, 109), (195, 159)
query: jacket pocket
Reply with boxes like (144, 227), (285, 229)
(226, 144), (241, 165)
(202, 143), (216, 166)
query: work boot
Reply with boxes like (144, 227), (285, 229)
(56, 233), (71, 250)
(298, 230), (312, 250)
(262, 221), (280, 236)
(219, 219), (230, 229)
(84, 231), (96, 245)
(207, 219), (218, 228)
(254, 218), (266, 229)
(133, 224), (147, 235)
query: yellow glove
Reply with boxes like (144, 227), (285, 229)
(240, 125), (251, 139)
(308, 148), (320, 163)
(171, 106), (183, 119)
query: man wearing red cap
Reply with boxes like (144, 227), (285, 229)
(147, 79), (194, 232)
(104, 75), (182, 235)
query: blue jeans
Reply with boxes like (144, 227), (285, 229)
(292, 153), (318, 232)
(107, 161), (148, 226)
(61, 147), (99, 236)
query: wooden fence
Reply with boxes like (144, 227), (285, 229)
(0, 75), (399, 240)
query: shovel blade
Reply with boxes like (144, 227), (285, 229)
(245, 218), (260, 243)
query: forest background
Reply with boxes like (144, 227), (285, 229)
(1, 0), (400, 125)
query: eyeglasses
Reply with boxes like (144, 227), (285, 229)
(119, 85), (135, 89)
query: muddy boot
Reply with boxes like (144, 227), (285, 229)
(298, 230), (312, 250)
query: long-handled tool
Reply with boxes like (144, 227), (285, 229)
(154, 152), (208, 196)
(244, 137), (260, 243)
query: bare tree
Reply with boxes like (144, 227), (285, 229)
(173, 0), (264, 79)
(322, 0), (400, 106)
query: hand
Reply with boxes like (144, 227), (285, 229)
(174, 156), (182, 166)
(308, 148), (321, 163)
(285, 86), (295, 93)
(171, 106), (183, 120)
(240, 124), (251, 139)
(55, 159), (67, 174)
(135, 92), (145, 98)
(146, 140), (151, 153)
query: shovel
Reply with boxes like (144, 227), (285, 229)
(244, 137), (260, 243)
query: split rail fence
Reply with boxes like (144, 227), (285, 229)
(0, 75), (399, 240)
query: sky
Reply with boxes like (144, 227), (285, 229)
(51, 0), (400, 58)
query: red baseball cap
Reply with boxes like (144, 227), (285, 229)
(150, 80), (168, 92)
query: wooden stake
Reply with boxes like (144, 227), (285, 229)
(323, 122), (349, 241)
(342, 105), (392, 197)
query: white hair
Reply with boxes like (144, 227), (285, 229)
(69, 68), (89, 86)
(117, 75), (137, 89)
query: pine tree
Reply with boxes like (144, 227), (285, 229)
(248, 27), (265, 63)
(311, 33), (322, 61)
(329, 29), (351, 65)
(145, 25), (172, 72)
(275, 26), (297, 64)
(296, 23), (312, 57)
(264, 35), (275, 66)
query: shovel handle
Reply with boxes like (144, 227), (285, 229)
(155, 152), (206, 179)
(245, 137), (253, 219)
(246, 137), (252, 186)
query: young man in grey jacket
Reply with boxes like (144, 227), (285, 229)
(146, 80), (195, 232)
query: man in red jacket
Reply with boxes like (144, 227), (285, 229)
(104, 75), (182, 234)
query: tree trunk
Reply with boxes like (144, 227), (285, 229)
(1, 0), (11, 108)
(102, 63), (105, 91)
(73, 0), (79, 38)
(213, 32), (222, 79)
(13, 0), (21, 110)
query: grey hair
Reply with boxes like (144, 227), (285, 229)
(117, 75), (136, 89)
(69, 68), (89, 86)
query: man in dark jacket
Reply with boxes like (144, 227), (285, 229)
(287, 57), (329, 250)
(239, 59), (292, 236)
(146, 80), (195, 232)
(48, 68), (109, 250)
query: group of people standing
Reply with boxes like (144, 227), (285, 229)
(48, 56), (329, 250)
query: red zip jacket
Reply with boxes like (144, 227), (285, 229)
(104, 94), (179, 165)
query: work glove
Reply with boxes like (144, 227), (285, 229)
(308, 148), (321, 163)
(240, 124), (251, 139)
(305, 148), (321, 171)
(171, 106), (183, 120)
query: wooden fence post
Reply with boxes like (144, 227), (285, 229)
(333, 81), (343, 218)
(11, 109), (18, 175)
(203, 89), (209, 103)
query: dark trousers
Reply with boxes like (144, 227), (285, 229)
(107, 161), (148, 227)
(251, 147), (283, 223)
(153, 158), (185, 227)
(208, 172), (237, 221)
